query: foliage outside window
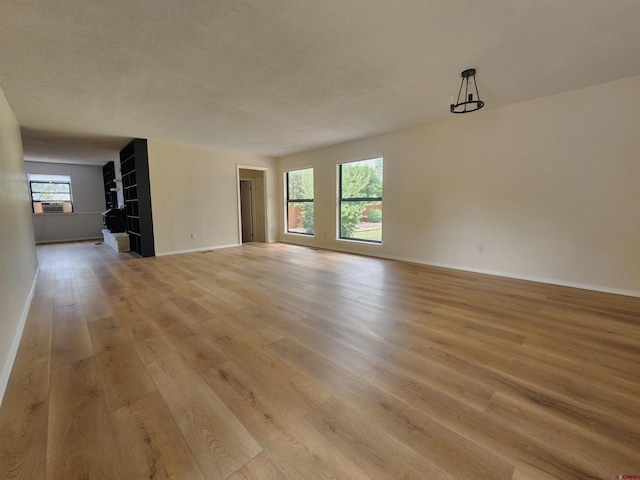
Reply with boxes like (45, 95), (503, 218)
(339, 157), (383, 243)
(286, 168), (314, 235)
(28, 174), (73, 213)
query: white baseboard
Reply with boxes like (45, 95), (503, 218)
(35, 236), (103, 244)
(385, 255), (640, 298)
(278, 240), (640, 298)
(155, 243), (241, 257)
(0, 268), (39, 408)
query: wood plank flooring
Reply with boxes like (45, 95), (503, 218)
(1, 241), (639, 480)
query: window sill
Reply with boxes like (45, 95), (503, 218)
(32, 211), (101, 216)
(337, 238), (383, 246)
(32, 212), (74, 216)
(283, 232), (315, 238)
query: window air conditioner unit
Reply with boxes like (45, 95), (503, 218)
(42, 202), (65, 213)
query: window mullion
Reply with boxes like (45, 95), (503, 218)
(340, 196), (382, 202)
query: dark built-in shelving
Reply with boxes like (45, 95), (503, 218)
(120, 139), (155, 257)
(102, 161), (117, 210)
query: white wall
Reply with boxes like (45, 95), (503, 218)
(147, 139), (277, 255)
(0, 86), (38, 406)
(278, 75), (640, 295)
(25, 161), (106, 243)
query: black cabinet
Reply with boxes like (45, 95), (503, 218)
(120, 139), (155, 257)
(102, 161), (117, 210)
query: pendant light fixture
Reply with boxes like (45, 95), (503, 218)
(450, 68), (484, 114)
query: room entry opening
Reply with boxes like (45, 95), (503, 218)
(237, 167), (267, 244)
(240, 180), (253, 242)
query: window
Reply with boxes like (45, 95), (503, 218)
(28, 174), (73, 213)
(339, 157), (383, 243)
(286, 168), (314, 235)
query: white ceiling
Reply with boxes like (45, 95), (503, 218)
(2, 0), (640, 165)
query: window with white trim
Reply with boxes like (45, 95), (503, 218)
(28, 174), (74, 214)
(339, 157), (383, 243)
(286, 168), (314, 235)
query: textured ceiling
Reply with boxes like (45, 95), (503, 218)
(2, 0), (640, 164)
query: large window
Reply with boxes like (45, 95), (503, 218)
(286, 168), (314, 235)
(339, 157), (383, 243)
(28, 174), (73, 213)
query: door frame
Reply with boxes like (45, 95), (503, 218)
(239, 179), (254, 243)
(236, 165), (268, 245)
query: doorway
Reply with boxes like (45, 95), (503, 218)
(239, 180), (253, 243)
(237, 167), (267, 244)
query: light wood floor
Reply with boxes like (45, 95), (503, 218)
(1, 241), (639, 480)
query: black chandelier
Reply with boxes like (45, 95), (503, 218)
(450, 68), (484, 114)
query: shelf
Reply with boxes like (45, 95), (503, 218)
(102, 161), (117, 210)
(119, 139), (154, 257)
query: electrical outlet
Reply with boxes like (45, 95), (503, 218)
(478, 245), (485, 254)
(191, 233), (196, 239)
